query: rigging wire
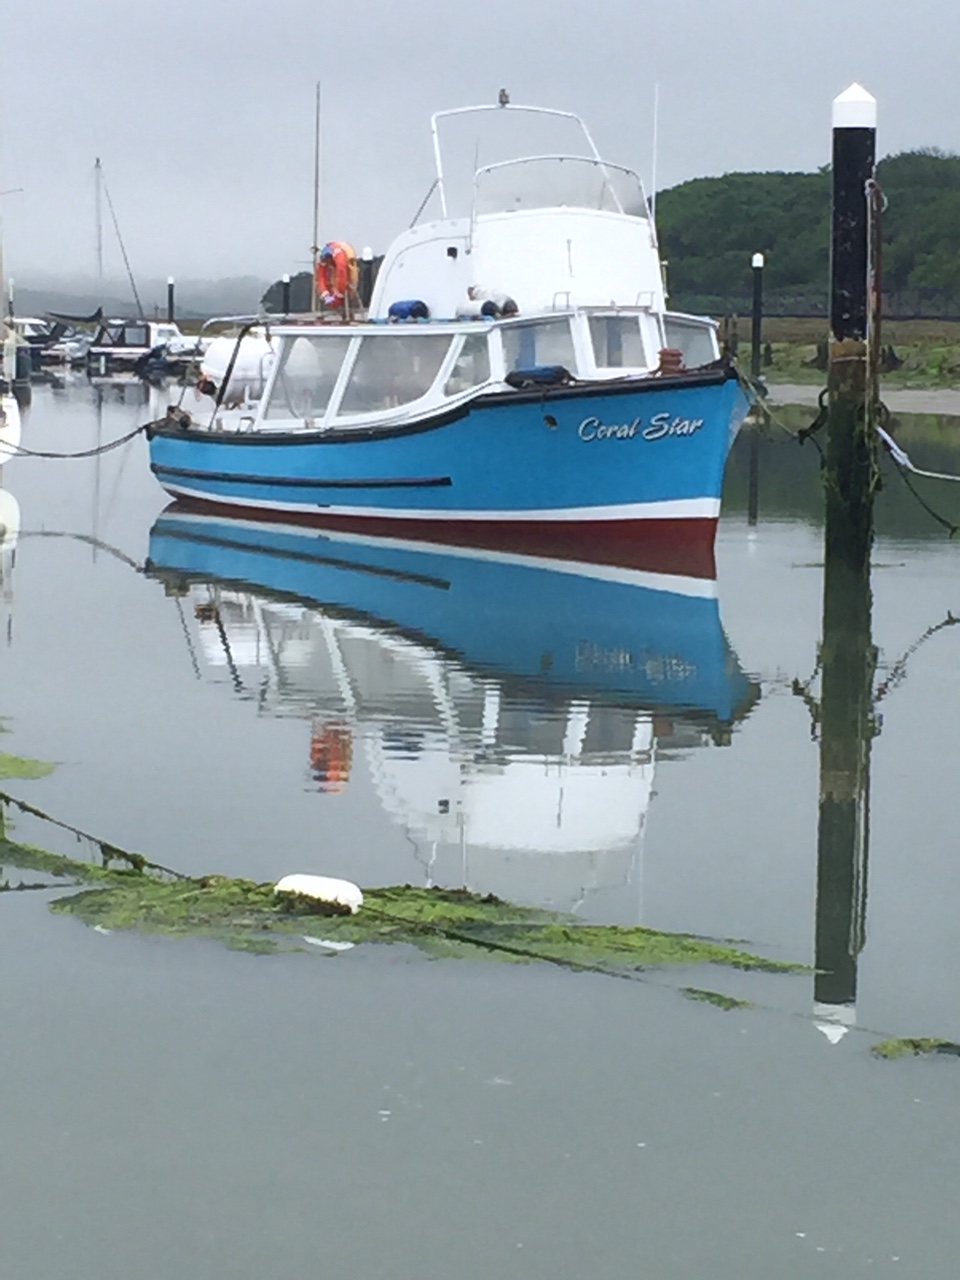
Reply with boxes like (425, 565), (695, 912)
(100, 167), (145, 320)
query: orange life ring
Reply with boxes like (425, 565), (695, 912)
(315, 241), (359, 308)
(309, 720), (353, 791)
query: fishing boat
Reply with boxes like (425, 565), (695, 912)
(147, 99), (751, 565)
(146, 509), (758, 912)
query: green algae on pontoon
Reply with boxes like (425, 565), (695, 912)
(0, 820), (805, 976)
(0, 753), (55, 781)
(45, 874), (805, 976)
(0, 837), (117, 882)
(871, 1037), (960, 1060)
(0, 834), (156, 883)
(682, 987), (753, 1011)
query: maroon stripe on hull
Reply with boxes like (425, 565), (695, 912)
(168, 495), (718, 580)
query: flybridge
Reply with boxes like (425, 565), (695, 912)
(368, 102), (664, 323)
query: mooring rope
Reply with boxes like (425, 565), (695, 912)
(737, 367), (960, 523)
(19, 530), (143, 571)
(876, 424), (960, 484)
(883, 459), (960, 536)
(875, 612), (960, 703)
(4, 423), (147, 460)
(0, 788), (187, 880)
(734, 366), (827, 458)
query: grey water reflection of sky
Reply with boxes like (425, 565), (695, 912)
(2, 0), (959, 279)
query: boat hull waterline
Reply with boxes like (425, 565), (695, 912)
(148, 369), (748, 566)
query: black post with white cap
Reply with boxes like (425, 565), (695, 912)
(747, 252), (765, 524)
(813, 83), (879, 1045)
(750, 252), (764, 380)
(824, 81), (878, 570)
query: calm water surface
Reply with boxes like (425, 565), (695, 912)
(1, 380), (959, 1278)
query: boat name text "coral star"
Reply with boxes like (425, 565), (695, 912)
(577, 413), (705, 442)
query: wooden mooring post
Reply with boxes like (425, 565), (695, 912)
(813, 84), (879, 1040)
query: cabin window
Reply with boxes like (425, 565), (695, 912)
(263, 335), (351, 420)
(124, 325), (149, 347)
(588, 316), (646, 369)
(444, 333), (490, 395)
(338, 334), (451, 415)
(580, 707), (643, 757)
(501, 320), (575, 374)
(496, 702), (567, 756)
(663, 316), (718, 369)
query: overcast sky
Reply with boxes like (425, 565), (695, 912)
(1, 0), (956, 283)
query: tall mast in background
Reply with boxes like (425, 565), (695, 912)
(94, 158), (104, 305)
(310, 82), (322, 312)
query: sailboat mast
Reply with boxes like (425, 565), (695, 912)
(310, 81), (322, 312)
(94, 157), (104, 302)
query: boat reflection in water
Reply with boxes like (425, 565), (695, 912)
(147, 508), (759, 918)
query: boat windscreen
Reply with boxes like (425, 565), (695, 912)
(663, 316), (719, 369)
(501, 319), (576, 373)
(444, 333), (490, 395)
(589, 316), (647, 369)
(475, 158), (647, 218)
(337, 334), (452, 416)
(264, 335), (352, 420)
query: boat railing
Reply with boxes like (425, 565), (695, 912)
(430, 102), (609, 219)
(472, 156), (647, 219)
(408, 178), (440, 228)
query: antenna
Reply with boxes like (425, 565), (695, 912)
(650, 82), (661, 229)
(310, 82), (322, 312)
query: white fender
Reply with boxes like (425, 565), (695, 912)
(274, 873), (363, 913)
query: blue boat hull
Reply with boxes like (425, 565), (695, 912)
(148, 368), (748, 572)
(147, 509), (758, 725)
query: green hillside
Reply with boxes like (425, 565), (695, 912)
(656, 149), (960, 315)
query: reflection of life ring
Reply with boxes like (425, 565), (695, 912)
(310, 720), (353, 792)
(315, 241), (359, 308)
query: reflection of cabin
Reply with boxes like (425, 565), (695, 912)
(188, 588), (736, 916)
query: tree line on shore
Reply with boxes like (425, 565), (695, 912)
(656, 149), (960, 317)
